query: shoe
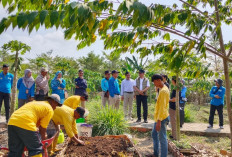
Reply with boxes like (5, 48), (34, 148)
(169, 135), (174, 139)
(144, 120), (148, 123)
(219, 126), (224, 129)
(207, 125), (213, 128)
(136, 119), (141, 122)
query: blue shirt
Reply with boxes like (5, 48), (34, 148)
(74, 77), (87, 96)
(108, 77), (120, 97)
(0, 72), (14, 94)
(209, 86), (225, 106)
(101, 78), (109, 92)
(180, 86), (187, 103)
(51, 79), (66, 100)
(17, 78), (35, 99)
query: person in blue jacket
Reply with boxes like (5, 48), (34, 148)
(0, 64), (14, 123)
(17, 69), (35, 108)
(179, 79), (187, 127)
(208, 79), (226, 129)
(51, 71), (66, 104)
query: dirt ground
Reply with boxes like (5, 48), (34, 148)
(64, 136), (140, 157)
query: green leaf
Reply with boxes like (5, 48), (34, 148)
(40, 10), (48, 24)
(0, 18), (7, 34)
(2, 0), (7, 7)
(17, 13), (27, 28)
(27, 11), (38, 25)
(50, 11), (59, 26)
(163, 33), (170, 41)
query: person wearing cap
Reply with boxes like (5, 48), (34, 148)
(121, 72), (134, 121)
(51, 71), (66, 104)
(17, 69), (35, 108)
(133, 69), (150, 123)
(51, 106), (85, 154)
(0, 64), (14, 123)
(101, 70), (110, 107)
(108, 70), (120, 109)
(7, 94), (62, 157)
(74, 70), (88, 108)
(63, 94), (88, 109)
(208, 79), (225, 129)
(35, 67), (49, 101)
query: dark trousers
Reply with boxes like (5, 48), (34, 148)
(209, 104), (223, 126)
(180, 103), (185, 127)
(136, 95), (148, 120)
(8, 125), (43, 157)
(35, 93), (48, 101)
(0, 91), (10, 122)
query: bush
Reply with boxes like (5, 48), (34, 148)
(87, 104), (128, 136)
(184, 105), (194, 122)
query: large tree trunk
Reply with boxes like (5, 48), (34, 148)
(10, 50), (19, 115)
(223, 59), (232, 151)
(176, 74), (181, 141)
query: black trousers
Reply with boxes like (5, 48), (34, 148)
(8, 125), (43, 157)
(209, 104), (223, 126)
(136, 95), (148, 120)
(180, 103), (185, 127)
(0, 91), (11, 122)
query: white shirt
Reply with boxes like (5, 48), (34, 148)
(120, 79), (135, 96)
(133, 78), (150, 90)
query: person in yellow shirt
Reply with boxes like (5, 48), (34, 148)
(63, 94), (88, 109)
(151, 74), (170, 157)
(8, 94), (62, 157)
(50, 105), (85, 154)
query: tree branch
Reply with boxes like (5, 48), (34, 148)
(227, 44), (232, 57)
(179, 0), (216, 24)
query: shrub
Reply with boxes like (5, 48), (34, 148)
(184, 105), (194, 122)
(87, 104), (128, 136)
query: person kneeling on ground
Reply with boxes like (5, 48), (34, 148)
(8, 94), (62, 157)
(64, 94), (88, 109)
(50, 106), (86, 154)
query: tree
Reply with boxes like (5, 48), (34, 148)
(2, 41), (31, 115)
(1, 0), (232, 150)
(77, 51), (104, 72)
(102, 51), (124, 71)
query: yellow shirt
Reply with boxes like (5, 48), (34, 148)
(8, 101), (54, 131)
(154, 85), (170, 122)
(52, 105), (78, 138)
(63, 95), (81, 109)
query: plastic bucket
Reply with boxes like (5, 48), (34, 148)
(79, 124), (93, 137)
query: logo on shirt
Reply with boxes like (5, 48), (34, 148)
(0, 77), (2, 80)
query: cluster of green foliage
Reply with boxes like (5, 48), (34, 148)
(87, 103), (128, 136)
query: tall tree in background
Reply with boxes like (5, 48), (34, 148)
(77, 51), (104, 72)
(3, 40), (31, 115)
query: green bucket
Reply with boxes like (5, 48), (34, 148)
(76, 118), (85, 123)
(57, 130), (64, 144)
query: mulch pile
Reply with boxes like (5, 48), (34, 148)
(64, 136), (139, 157)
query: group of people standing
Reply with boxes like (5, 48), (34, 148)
(0, 64), (89, 123)
(101, 69), (151, 123)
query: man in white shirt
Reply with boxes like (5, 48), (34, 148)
(133, 69), (150, 123)
(121, 72), (134, 121)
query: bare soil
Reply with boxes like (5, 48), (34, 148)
(0, 128), (8, 148)
(64, 136), (140, 157)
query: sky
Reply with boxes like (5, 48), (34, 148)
(0, 0), (231, 61)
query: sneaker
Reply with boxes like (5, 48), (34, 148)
(207, 125), (213, 128)
(219, 126), (224, 129)
(144, 120), (148, 123)
(136, 119), (141, 123)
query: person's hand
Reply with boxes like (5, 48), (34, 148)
(78, 139), (85, 146)
(29, 97), (34, 101)
(76, 85), (79, 88)
(215, 95), (220, 99)
(121, 96), (124, 101)
(58, 87), (62, 90)
(155, 121), (161, 132)
(139, 90), (144, 95)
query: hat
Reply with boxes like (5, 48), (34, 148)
(3, 64), (9, 68)
(104, 70), (110, 74)
(40, 67), (48, 72)
(111, 70), (119, 74)
(46, 94), (62, 107)
(214, 79), (223, 86)
(139, 69), (145, 73)
(75, 107), (85, 118)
